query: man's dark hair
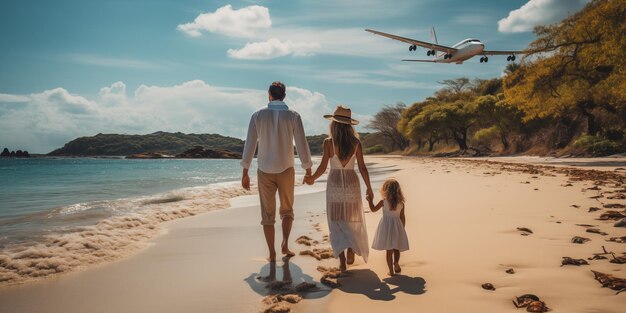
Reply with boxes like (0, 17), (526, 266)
(268, 81), (286, 101)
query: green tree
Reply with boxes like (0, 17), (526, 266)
(473, 94), (524, 150)
(366, 103), (410, 151)
(504, 0), (626, 136)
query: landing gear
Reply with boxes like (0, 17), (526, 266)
(426, 49), (436, 56)
(444, 53), (452, 59)
(480, 56), (489, 63)
(409, 45), (417, 51)
(506, 55), (516, 62)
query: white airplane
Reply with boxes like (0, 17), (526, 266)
(365, 28), (525, 64)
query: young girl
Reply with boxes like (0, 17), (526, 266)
(367, 179), (409, 276)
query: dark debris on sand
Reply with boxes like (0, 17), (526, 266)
(591, 270), (626, 295)
(586, 228), (609, 236)
(571, 236), (591, 244)
(512, 294), (550, 312)
(561, 257), (589, 266)
(481, 283), (496, 291)
(599, 210), (626, 220)
(606, 236), (626, 243)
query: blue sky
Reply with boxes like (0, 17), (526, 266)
(0, 0), (588, 153)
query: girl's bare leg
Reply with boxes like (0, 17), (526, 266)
(386, 250), (395, 276)
(339, 251), (347, 272)
(346, 248), (355, 265)
(393, 249), (401, 273)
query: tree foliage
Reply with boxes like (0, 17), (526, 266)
(504, 0), (626, 135)
(394, 0), (625, 156)
(366, 103), (410, 151)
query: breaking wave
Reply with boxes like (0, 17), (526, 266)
(0, 182), (255, 286)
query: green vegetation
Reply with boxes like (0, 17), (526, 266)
(364, 144), (385, 154)
(49, 132), (245, 156)
(394, 0), (625, 156)
(49, 131), (385, 156)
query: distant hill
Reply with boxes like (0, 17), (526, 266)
(48, 132), (245, 156)
(48, 131), (385, 156)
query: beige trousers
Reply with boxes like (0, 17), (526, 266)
(257, 167), (295, 225)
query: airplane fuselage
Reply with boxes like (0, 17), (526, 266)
(435, 38), (484, 64)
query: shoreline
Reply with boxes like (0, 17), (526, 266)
(0, 181), (257, 286)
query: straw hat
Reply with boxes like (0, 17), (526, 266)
(323, 105), (359, 125)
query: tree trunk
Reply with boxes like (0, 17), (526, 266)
(578, 101), (598, 136)
(581, 109), (598, 136)
(416, 139), (423, 151)
(428, 137), (436, 151)
(500, 131), (510, 150)
(454, 129), (468, 151)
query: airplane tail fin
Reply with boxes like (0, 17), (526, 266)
(430, 27), (438, 44)
(430, 27), (445, 58)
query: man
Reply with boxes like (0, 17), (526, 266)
(241, 81), (313, 262)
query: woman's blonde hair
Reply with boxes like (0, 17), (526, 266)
(381, 179), (404, 211)
(329, 120), (360, 161)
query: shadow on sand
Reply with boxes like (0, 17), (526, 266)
(337, 269), (426, 301)
(244, 258), (331, 300)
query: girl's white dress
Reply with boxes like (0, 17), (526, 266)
(326, 141), (369, 262)
(372, 200), (409, 251)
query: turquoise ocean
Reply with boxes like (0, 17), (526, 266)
(0, 157), (256, 248)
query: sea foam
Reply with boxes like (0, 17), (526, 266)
(0, 182), (255, 286)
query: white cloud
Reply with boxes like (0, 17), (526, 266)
(177, 5), (407, 60)
(227, 38), (320, 60)
(177, 4), (271, 38)
(0, 94), (30, 103)
(498, 0), (589, 33)
(67, 53), (160, 69)
(0, 81), (332, 153)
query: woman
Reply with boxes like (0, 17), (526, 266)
(305, 105), (373, 271)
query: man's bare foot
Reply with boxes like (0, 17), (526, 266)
(387, 271), (396, 276)
(281, 245), (295, 257)
(394, 263), (401, 273)
(346, 248), (355, 265)
(268, 251), (277, 262)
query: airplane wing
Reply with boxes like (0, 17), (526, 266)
(365, 29), (457, 53)
(402, 59), (440, 63)
(482, 50), (525, 55)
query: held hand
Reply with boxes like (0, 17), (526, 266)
(303, 168), (314, 185)
(241, 173), (250, 190)
(303, 175), (314, 185)
(366, 188), (374, 202)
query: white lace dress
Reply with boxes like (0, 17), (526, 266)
(371, 200), (409, 251)
(326, 142), (369, 262)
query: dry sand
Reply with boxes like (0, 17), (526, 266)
(308, 156), (626, 313)
(0, 156), (624, 313)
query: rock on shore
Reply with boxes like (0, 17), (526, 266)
(1, 148), (30, 158)
(174, 146), (241, 159)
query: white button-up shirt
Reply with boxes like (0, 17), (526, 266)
(240, 100), (313, 173)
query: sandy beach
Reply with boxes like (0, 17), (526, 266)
(0, 156), (624, 313)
